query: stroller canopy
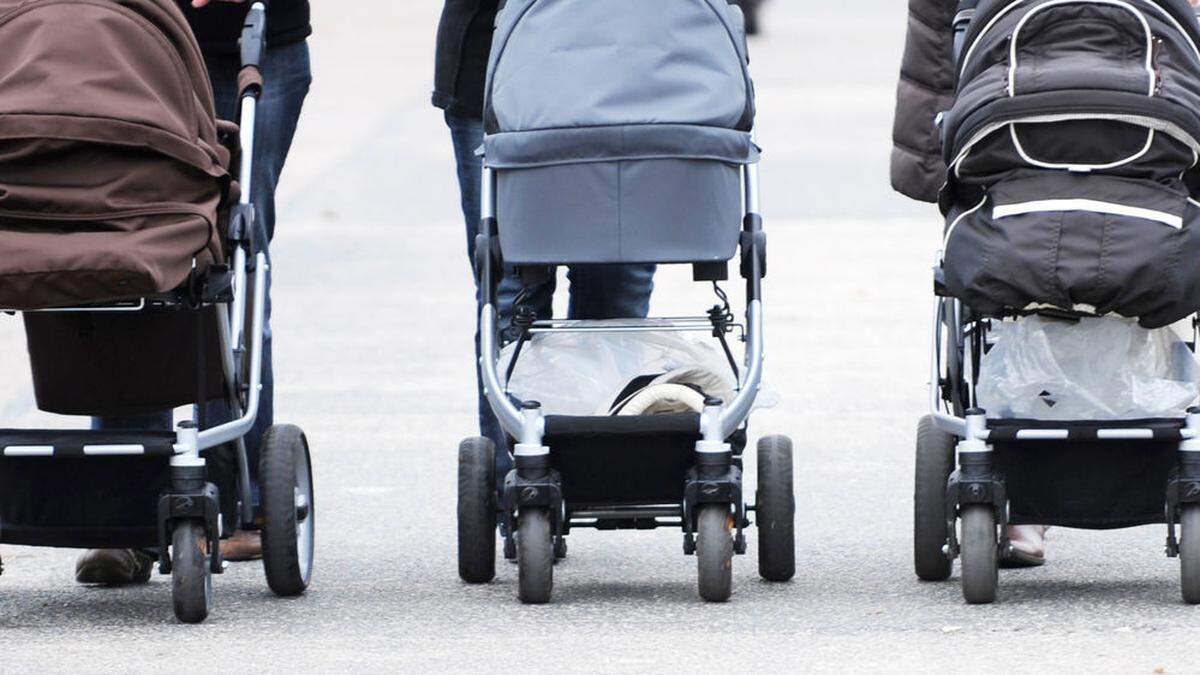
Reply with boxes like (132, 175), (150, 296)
(0, 0), (232, 310)
(940, 0), (1200, 327)
(483, 0), (757, 169)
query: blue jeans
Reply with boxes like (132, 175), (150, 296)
(95, 41), (312, 507)
(444, 111), (656, 493)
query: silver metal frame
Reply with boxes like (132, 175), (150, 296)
(478, 161), (765, 455)
(0, 4), (271, 527)
(929, 294), (1200, 443)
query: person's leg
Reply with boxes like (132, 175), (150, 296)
(565, 264), (657, 320)
(444, 110), (541, 495)
(198, 42), (310, 558)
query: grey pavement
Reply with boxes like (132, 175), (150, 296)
(0, 1), (1197, 673)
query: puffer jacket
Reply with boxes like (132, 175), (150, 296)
(891, 0), (957, 203)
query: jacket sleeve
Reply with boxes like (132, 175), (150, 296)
(890, 0), (958, 203)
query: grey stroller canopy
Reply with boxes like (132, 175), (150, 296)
(482, 0), (757, 265)
(941, 0), (1200, 327)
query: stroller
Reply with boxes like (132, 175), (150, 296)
(456, 0), (795, 604)
(0, 1), (314, 622)
(921, 0), (1200, 603)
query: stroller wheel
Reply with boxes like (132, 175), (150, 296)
(697, 504), (733, 602)
(172, 520), (212, 624)
(517, 507), (554, 604)
(458, 437), (497, 583)
(914, 415), (955, 581)
(1180, 505), (1200, 604)
(260, 424), (315, 597)
(960, 505), (999, 604)
(755, 435), (795, 582)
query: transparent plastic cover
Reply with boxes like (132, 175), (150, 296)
(977, 315), (1199, 420)
(499, 322), (775, 417)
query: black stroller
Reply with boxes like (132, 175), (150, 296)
(0, 1), (314, 623)
(918, 0), (1200, 603)
(456, 0), (795, 603)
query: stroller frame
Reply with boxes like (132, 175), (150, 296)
(923, 275), (1200, 603)
(462, 151), (794, 603)
(0, 3), (314, 623)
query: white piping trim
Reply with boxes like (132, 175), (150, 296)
(1009, 122), (1155, 171)
(1142, 1), (1200, 63)
(1007, 0), (1156, 98)
(993, 198), (1184, 227)
(950, 112), (1200, 179)
(960, 0), (1031, 78)
(3, 446), (54, 457)
(942, 197), (989, 259)
(82, 444), (146, 456)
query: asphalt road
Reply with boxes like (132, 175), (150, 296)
(1, 2), (1198, 673)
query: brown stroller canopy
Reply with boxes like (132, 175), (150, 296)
(0, 0), (235, 309)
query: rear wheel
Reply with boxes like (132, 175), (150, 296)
(697, 504), (734, 602)
(172, 520), (211, 624)
(756, 435), (795, 582)
(517, 507), (553, 604)
(1180, 505), (1200, 604)
(458, 437), (497, 583)
(960, 505), (999, 604)
(914, 415), (955, 581)
(260, 424), (315, 597)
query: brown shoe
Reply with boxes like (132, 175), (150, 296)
(75, 549), (155, 585)
(222, 529), (263, 562)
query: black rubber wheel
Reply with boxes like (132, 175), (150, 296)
(260, 424), (315, 597)
(914, 415), (955, 581)
(518, 507), (553, 604)
(458, 437), (497, 583)
(1180, 505), (1200, 604)
(172, 520), (211, 624)
(697, 504), (734, 602)
(554, 536), (568, 561)
(756, 435), (795, 582)
(960, 505), (999, 604)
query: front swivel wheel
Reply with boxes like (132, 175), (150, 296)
(172, 520), (212, 624)
(697, 504), (734, 602)
(517, 507), (553, 604)
(960, 504), (999, 604)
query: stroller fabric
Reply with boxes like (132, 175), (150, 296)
(940, 0), (1200, 327)
(483, 0), (756, 264)
(0, 0), (234, 310)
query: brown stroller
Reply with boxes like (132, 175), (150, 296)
(0, 0), (314, 623)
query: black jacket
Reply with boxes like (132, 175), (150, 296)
(180, 0), (312, 55)
(433, 0), (499, 118)
(890, 0), (957, 203)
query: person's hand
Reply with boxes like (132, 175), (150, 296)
(190, 0), (245, 7)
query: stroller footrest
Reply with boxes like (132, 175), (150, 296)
(986, 418), (1186, 442)
(0, 429), (177, 458)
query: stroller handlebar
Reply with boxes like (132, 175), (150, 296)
(239, 2), (268, 73)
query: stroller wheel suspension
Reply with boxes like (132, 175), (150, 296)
(960, 505), (999, 604)
(517, 507), (554, 604)
(260, 424), (315, 597)
(172, 520), (212, 624)
(696, 504), (734, 602)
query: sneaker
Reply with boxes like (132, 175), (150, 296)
(75, 549), (155, 585)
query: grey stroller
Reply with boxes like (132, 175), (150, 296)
(456, 0), (795, 603)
